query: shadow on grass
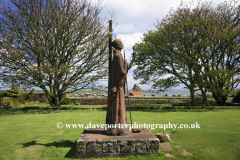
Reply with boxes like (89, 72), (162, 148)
(19, 140), (76, 158)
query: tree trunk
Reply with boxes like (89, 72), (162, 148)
(200, 88), (209, 105)
(212, 93), (227, 106)
(57, 92), (63, 107)
(44, 91), (62, 107)
(189, 88), (196, 106)
(54, 90), (60, 107)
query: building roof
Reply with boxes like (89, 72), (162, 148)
(131, 92), (141, 95)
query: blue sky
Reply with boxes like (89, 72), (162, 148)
(0, 0), (231, 91)
(99, 0), (227, 90)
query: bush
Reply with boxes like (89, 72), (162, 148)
(174, 100), (183, 104)
(13, 98), (26, 106)
(2, 97), (13, 106)
(172, 100), (184, 106)
(5, 87), (24, 98)
(157, 101), (162, 104)
(61, 97), (71, 105)
(73, 100), (80, 105)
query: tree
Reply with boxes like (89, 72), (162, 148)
(133, 1), (205, 106)
(91, 82), (107, 94)
(133, 0), (240, 106)
(197, 1), (240, 105)
(0, 0), (109, 107)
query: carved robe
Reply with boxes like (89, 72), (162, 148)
(106, 53), (130, 125)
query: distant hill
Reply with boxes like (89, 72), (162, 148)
(132, 84), (143, 92)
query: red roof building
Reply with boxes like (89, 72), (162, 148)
(129, 92), (141, 96)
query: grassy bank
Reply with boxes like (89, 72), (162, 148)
(0, 109), (239, 159)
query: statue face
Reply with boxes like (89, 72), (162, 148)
(112, 39), (124, 50)
(117, 40), (124, 49)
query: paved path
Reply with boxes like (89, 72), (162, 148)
(160, 142), (193, 157)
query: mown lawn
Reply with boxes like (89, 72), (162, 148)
(0, 109), (239, 160)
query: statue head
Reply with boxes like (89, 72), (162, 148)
(112, 39), (124, 50)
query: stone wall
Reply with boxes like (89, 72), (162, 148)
(33, 93), (48, 103)
(33, 93), (66, 103)
(70, 98), (177, 105)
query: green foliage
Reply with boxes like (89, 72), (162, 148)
(173, 100), (183, 104)
(1, 97), (12, 106)
(73, 100), (80, 105)
(5, 87), (24, 98)
(13, 98), (26, 106)
(134, 0), (240, 106)
(0, 0), (108, 107)
(1, 97), (26, 107)
(3, 86), (34, 106)
(30, 88), (35, 94)
(61, 97), (71, 105)
(156, 100), (162, 104)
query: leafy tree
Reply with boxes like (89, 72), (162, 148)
(134, 1), (204, 106)
(197, 1), (240, 105)
(0, 0), (109, 107)
(133, 0), (240, 106)
(90, 82), (107, 93)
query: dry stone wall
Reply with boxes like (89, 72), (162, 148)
(32, 93), (66, 103)
(70, 98), (176, 105)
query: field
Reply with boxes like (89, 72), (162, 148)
(0, 108), (239, 159)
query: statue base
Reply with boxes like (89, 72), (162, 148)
(104, 124), (132, 136)
(76, 128), (160, 159)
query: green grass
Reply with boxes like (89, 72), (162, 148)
(0, 109), (239, 159)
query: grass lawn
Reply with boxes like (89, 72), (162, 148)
(0, 109), (239, 160)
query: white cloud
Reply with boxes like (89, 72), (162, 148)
(102, 0), (176, 34)
(102, 0), (226, 34)
(98, 0), (231, 90)
(116, 32), (143, 60)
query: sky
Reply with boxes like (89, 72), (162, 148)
(98, 0), (228, 91)
(0, 0), (233, 91)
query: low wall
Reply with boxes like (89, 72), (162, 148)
(1, 106), (240, 109)
(69, 98), (240, 106)
(33, 93), (48, 103)
(70, 98), (178, 105)
(32, 93), (66, 103)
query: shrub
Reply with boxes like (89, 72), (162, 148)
(73, 100), (80, 105)
(13, 98), (26, 106)
(61, 97), (71, 105)
(2, 97), (13, 106)
(5, 87), (24, 98)
(172, 100), (184, 106)
(157, 101), (162, 104)
(174, 100), (183, 104)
